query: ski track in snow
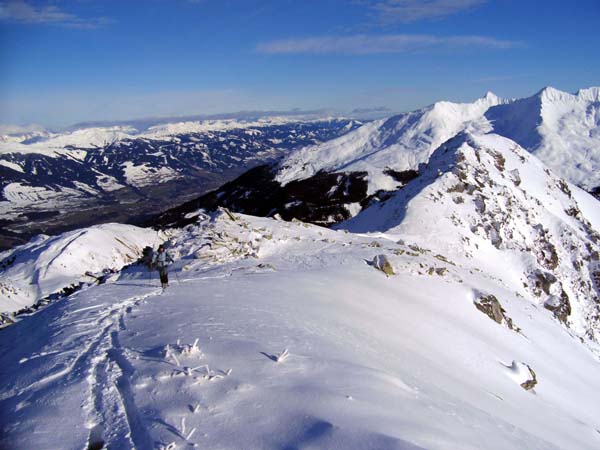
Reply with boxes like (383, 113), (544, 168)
(0, 286), (162, 449)
(1, 210), (600, 449)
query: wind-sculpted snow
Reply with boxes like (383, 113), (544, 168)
(342, 132), (600, 340)
(1, 210), (600, 449)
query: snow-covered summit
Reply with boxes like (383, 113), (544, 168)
(277, 92), (507, 193)
(576, 86), (600, 102)
(342, 132), (600, 339)
(277, 86), (600, 194)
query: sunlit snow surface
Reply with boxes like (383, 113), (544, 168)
(276, 87), (600, 193)
(0, 224), (157, 313)
(1, 209), (600, 450)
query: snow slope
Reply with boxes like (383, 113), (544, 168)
(1, 210), (600, 449)
(342, 132), (600, 339)
(277, 92), (504, 193)
(277, 87), (600, 193)
(0, 223), (157, 313)
(486, 87), (600, 190)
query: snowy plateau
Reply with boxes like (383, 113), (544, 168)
(1, 87), (600, 449)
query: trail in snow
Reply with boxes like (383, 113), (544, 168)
(1, 211), (600, 449)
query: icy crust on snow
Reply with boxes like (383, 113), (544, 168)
(342, 132), (600, 339)
(277, 93), (505, 194)
(0, 223), (156, 313)
(1, 210), (600, 449)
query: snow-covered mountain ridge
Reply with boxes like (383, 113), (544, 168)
(342, 131), (600, 339)
(2, 89), (600, 448)
(277, 86), (600, 194)
(0, 223), (157, 316)
(2, 209), (600, 449)
(0, 117), (353, 155)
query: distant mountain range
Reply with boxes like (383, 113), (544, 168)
(155, 86), (600, 229)
(0, 118), (361, 249)
(1, 88), (599, 449)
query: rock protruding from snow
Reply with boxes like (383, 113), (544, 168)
(473, 292), (519, 332)
(372, 254), (395, 276)
(505, 361), (538, 391)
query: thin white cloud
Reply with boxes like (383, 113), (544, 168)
(257, 34), (521, 55)
(362, 0), (486, 23)
(0, 0), (111, 28)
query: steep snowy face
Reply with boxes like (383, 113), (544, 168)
(0, 224), (156, 314)
(277, 93), (506, 193)
(342, 133), (600, 340)
(486, 86), (600, 190)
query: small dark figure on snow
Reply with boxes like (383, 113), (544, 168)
(152, 244), (174, 289)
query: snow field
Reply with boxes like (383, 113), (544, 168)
(1, 211), (600, 449)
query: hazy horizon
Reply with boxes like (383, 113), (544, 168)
(1, 0), (599, 127)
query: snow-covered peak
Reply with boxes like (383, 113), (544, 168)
(576, 86), (600, 102)
(534, 86), (575, 103)
(277, 86), (600, 194)
(486, 86), (600, 190)
(342, 131), (600, 338)
(277, 92), (507, 193)
(479, 91), (503, 105)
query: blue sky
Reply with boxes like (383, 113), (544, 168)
(1, 0), (599, 127)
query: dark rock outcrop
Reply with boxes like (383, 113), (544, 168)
(150, 164), (370, 229)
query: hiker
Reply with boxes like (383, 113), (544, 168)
(152, 244), (174, 289)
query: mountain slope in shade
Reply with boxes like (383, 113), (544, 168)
(341, 132), (600, 339)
